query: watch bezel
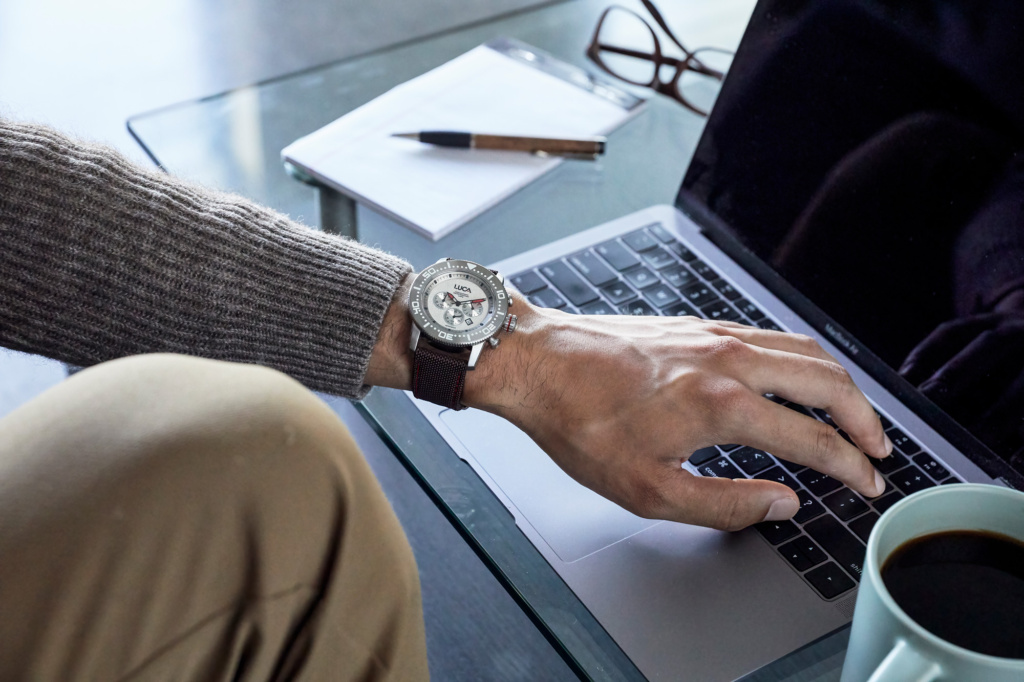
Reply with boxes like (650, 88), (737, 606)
(409, 259), (509, 348)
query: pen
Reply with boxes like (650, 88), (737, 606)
(391, 131), (606, 156)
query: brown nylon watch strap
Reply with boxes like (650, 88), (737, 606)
(413, 344), (469, 410)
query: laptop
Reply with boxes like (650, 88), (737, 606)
(409, 1), (1024, 679)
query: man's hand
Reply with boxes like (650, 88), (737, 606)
(463, 303), (890, 531)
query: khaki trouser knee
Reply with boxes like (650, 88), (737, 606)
(0, 353), (428, 681)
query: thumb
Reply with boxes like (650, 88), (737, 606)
(664, 472), (800, 531)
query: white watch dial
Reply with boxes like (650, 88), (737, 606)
(409, 259), (509, 347)
(424, 271), (494, 332)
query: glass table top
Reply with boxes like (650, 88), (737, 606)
(129, 1), (847, 678)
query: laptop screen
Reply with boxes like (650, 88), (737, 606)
(681, 0), (1024, 471)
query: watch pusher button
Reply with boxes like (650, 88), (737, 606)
(488, 337), (500, 348)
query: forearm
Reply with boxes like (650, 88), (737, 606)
(0, 119), (412, 397)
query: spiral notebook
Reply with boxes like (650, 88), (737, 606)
(282, 38), (645, 240)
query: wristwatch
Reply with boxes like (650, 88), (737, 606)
(408, 258), (517, 410)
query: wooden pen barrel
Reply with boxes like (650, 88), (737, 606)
(472, 134), (606, 155)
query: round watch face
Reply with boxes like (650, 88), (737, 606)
(409, 259), (509, 347)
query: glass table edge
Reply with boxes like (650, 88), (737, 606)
(356, 387), (647, 682)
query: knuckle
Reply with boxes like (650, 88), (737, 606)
(791, 333), (820, 351)
(812, 423), (843, 464)
(823, 361), (855, 398)
(703, 378), (750, 417)
(710, 334), (749, 359)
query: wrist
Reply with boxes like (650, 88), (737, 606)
(364, 272), (415, 391)
(461, 296), (555, 416)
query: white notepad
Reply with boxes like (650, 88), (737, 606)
(282, 39), (645, 240)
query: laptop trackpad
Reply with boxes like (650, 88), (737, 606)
(440, 409), (660, 563)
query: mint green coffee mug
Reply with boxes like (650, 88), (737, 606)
(841, 484), (1024, 682)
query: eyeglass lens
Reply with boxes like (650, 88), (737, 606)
(594, 7), (660, 86)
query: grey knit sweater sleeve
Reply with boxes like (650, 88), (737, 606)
(0, 119), (413, 398)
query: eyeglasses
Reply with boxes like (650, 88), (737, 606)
(585, 0), (733, 116)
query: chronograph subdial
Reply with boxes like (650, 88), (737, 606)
(443, 306), (465, 326)
(433, 291), (457, 310)
(460, 299), (485, 319)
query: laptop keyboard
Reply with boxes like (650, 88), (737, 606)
(509, 222), (963, 602)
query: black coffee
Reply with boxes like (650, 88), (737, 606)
(881, 530), (1024, 659)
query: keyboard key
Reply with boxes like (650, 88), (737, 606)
(649, 223), (676, 243)
(805, 562), (855, 599)
(580, 300), (615, 315)
(776, 457), (807, 474)
(529, 288), (566, 309)
(891, 465), (935, 495)
(680, 282), (718, 307)
(887, 428), (921, 456)
(877, 412), (892, 430)
(661, 264), (699, 290)
(709, 279), (742, 301)
(698, 457), (744, 479)
(568, 250), (618, 287)
(601, 281), (636, 305)
(755, 520), (799, 545)
(942, 477), (964, 485)
(729, 447), (774, 475)
(913, 452), (950, 481)
(668, 241), (698, 262)
(754, 466), (801, 491)
(780, 539), (816, 572)
(794, 490), (826, 523)
(643, 283), (682, 309)
(718, 444), (743, 452)
(642, 246), (678, 270)
(797, 469), (843, 496)
(734, 297), (766, 321)
(849, 511), (880, 543)
(688, 446), (721, 467)
(822, 488), (869, 522)
(595, 239), (641, 271)
(804, 515), (866, 580)
(510, 270), (546, 294)
(792, 536), (828, 565)
(620, 300), (658, 316)
(689, 258), (716, 280)
(780, 536), (828, 572)
(871, 450), (907, 475)
(539, 260), (599, 307)
(700, 301), (742, 322)
(624, 266), (659, 289)
(622, 228), (659, 253)
(757, 318), (783, 331)
(871, 491), (904, 514)
(664, 301), (700, 317)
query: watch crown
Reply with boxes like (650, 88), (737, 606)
(504, 314), (518, 334)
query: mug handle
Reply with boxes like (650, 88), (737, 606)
(867, 639), (942, 682)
